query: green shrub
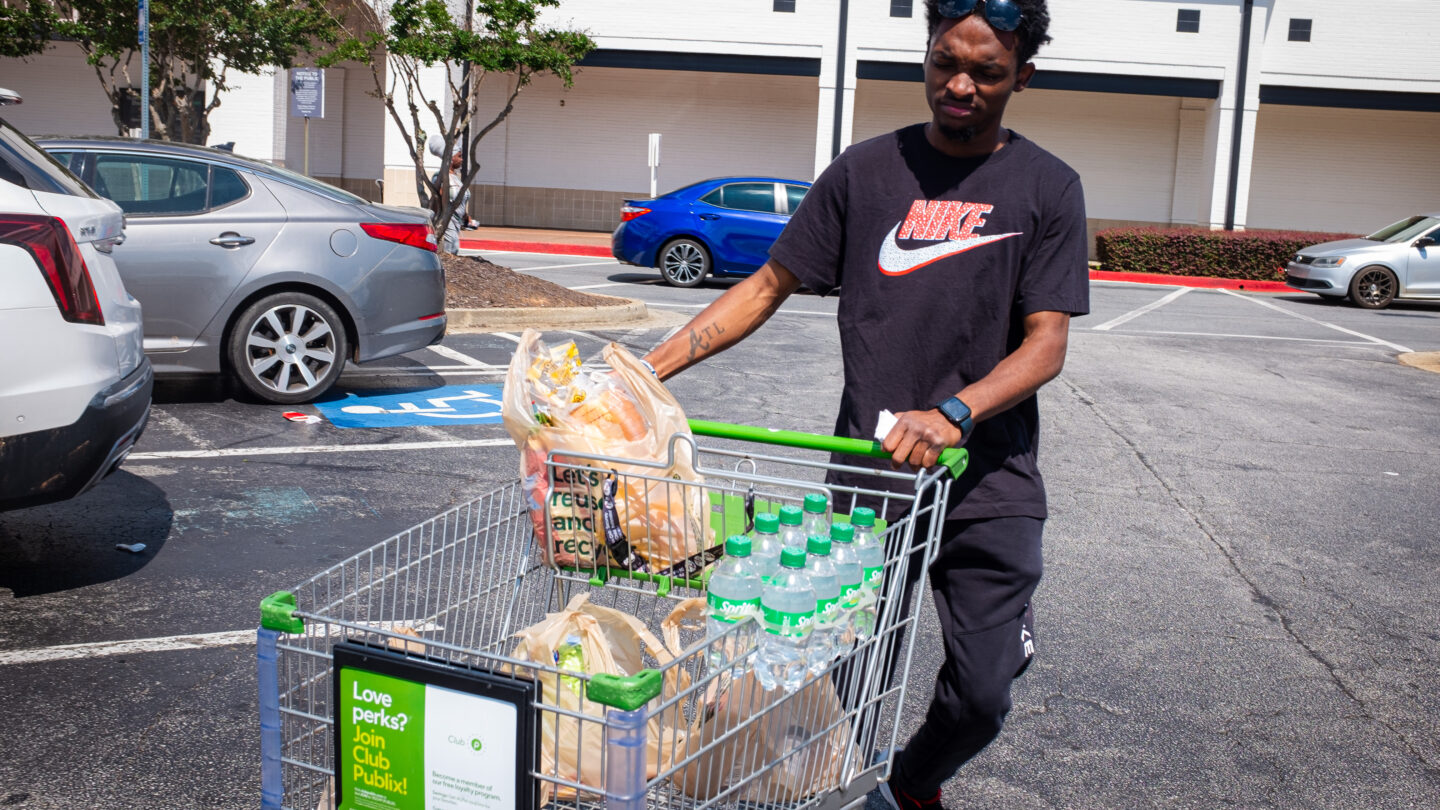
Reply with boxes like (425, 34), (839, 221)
(1095, 227), (1361, 281)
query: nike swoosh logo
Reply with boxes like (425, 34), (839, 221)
(877, 224), (1022, 276)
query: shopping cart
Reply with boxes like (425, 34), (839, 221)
(258, 420), (964, 810)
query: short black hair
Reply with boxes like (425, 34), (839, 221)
(925, 0), (1052, 66)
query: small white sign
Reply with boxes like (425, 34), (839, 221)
(647, 133), (661, 168)
(289, 68), (325, 118)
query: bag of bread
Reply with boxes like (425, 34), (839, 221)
(502, 329), (705, 570)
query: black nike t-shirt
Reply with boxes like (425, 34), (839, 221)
(769, 125), (1089, 520)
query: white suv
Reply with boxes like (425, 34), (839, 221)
(0, 89), (152, 511)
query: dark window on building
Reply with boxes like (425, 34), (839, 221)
(1288, 18), (1312, 42)
(773, 0), (795, 12)
(890, 0), (913, 17)
(1177, 9), (1200, 33)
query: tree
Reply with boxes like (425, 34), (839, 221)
(0, 0), (343, 143)
(324, 0), (594, 248)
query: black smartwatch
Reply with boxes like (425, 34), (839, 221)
(935, 396), (974, 440)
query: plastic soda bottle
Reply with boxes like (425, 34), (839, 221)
(828, 522), (863, 644)
(805, 535), (840, 674)
(778, 504), (807, 553)
(755, 547), (816, 693)
(706, 535), (763, 672)
(802, 493), (830, 542)
(750, 512), (783, 579)
(851, 507), (884, 640)
(555, 634), (586, 695)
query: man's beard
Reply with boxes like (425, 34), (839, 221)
(935, 122), (977, 143)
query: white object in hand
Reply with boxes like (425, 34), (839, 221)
(874, 409), (898, 442)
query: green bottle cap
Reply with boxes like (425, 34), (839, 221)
(851, 507), (876, 527)
(780, 547), (807, 568)
(725, 535), (752, 557)
(830, 522), (854, 543)
(778, 505), (803, 526)
(806, 535), (831, 555)
(754, 512), (780, 533)
(803, 493), (828, 514)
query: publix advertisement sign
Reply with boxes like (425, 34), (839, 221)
(335, 645), (535, 810)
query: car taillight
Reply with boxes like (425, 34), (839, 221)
(360, 222), (438, 252)
(0, 214), (104, 325)
(620, 205), (651, 222)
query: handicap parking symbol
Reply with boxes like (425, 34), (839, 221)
(314, 384), (505, 428)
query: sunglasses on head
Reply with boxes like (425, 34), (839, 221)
(937, 0), (1023, 32)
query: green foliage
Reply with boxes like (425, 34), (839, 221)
(0, 1), (58, 59)
(1095, 227), (1362, 282)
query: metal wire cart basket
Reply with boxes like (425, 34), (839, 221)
(258, 421), (965, 810)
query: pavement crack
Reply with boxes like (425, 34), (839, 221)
(1059, 374), (1440, 774)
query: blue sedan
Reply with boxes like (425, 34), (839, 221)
(611, 176), (811, 287)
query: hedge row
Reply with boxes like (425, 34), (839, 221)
(1095, 227), (1361, 281)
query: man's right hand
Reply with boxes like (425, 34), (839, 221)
(642, 258), (802, 380)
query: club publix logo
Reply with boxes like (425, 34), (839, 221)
(448, 733), (486, 753)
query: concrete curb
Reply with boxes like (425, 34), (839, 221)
(1398, 352), (1440, 374)
(446, 292), (648, 332)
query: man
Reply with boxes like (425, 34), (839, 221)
(643, 0), (1086, 806)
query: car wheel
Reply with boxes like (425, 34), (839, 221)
(1348, 265), (1397, 309)
(659, 239), (710, 288)
(228, 292), (348, 404)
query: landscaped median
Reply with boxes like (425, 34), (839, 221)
(441, 253), (651, 332)
(1094, 226), (1360, 292)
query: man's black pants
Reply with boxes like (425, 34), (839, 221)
(888, 514), (1044, 796)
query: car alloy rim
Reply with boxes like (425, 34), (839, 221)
(664, 244), (703, 284)
(1358, 269), (1393, 305)
(244, 304), (337, 394)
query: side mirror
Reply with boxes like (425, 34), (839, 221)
(1415, 236), (1436, 249)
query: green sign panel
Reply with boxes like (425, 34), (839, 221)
(334, 643), (536, 810)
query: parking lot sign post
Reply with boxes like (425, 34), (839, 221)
(289, 68), (325, 176)
(138, 0), (149, 140)
(648, 133), (661, 198)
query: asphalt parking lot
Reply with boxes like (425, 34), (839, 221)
(2, 251), (1438, 809)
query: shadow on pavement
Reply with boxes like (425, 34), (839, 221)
(0, 471), (172, 597)
(1277, 294), (1440, 315)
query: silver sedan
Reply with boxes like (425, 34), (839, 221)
(39, 138), (446, 403)
(1284, 213), (1440, 309)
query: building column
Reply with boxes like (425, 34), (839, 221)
(813, 0), (856, 178)
(1204, 0), (1268, 230)
(1169, 98), (1210, 226)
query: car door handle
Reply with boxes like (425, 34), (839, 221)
(210, 232), (255, 248)
(698, 214), (720, 220)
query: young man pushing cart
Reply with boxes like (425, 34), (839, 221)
(642, 1), (1087, 807)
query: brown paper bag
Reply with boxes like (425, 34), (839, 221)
(666, 598), (852, 804)
(502, 329), (705, 571)
(509, 593), (688, 806)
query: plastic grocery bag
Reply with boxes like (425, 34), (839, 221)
(502, 329), (706, 571)
(664, 599), (853, 803)
(509, 594), (688, 806)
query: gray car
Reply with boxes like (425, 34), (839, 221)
(1284, 213), (1440, 309)
(39, 138), (446, 403)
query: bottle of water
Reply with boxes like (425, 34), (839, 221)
(828, 522), (863, 645)
(805, 535), (840, 674)
(750, 512), (783, 579)
(851, 507), (884, 640)
(706, 535), (762, 673)
(755, 548), (815, 693)
(802, 493), (830, 542)
(777, 504), (807, 553)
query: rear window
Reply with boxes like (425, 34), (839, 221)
(0, 120), (98, 198)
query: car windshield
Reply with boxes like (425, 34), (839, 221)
(1366, 215), (1440, 243)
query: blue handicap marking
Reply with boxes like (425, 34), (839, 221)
(314, 384), (504, 428)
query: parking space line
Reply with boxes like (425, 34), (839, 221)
(129, 438), (511, 461)
(427, 344), (494, 368)
(1092, 287), (1191, 331)
(492, 332), (522, 343)
(1084, 329), (1376, 345)
(1216, 289), (1414, 353)
(646, 301), (834, 318)
(569, 282), (627, 290)
(514, 260), (618, 272)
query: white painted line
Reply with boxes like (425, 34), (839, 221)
(0, 620), (447, 666)
(427, 344), (493, 368)
(1080, 329), (1375, 346)
(492, 332), (522, 344)
(569, 282), (627, 290)
(129, 438), (511, 461)
(646, 301), (835, 318)
(1092, 287), (1191, 331)
(515, 260), (617, 272)
(1216, 288), (1414, 353)
(342, 369), (504, 378)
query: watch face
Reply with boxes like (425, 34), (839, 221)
(939, 397), (970, 424)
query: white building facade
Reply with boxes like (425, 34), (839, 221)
(4, 0), (1438, 246)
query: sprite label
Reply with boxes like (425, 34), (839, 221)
(840, 582), (862, 608)
(863, 566), (883, 589)
(815, 595), (841, 627)
(708, 592), (760, 624)
(762, 604), (814, 638)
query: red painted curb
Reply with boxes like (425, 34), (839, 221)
(459, 238), (612, 258)
(1089, 269), (1292, 293)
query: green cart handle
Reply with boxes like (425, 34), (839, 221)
(687, 419), (968, 479)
